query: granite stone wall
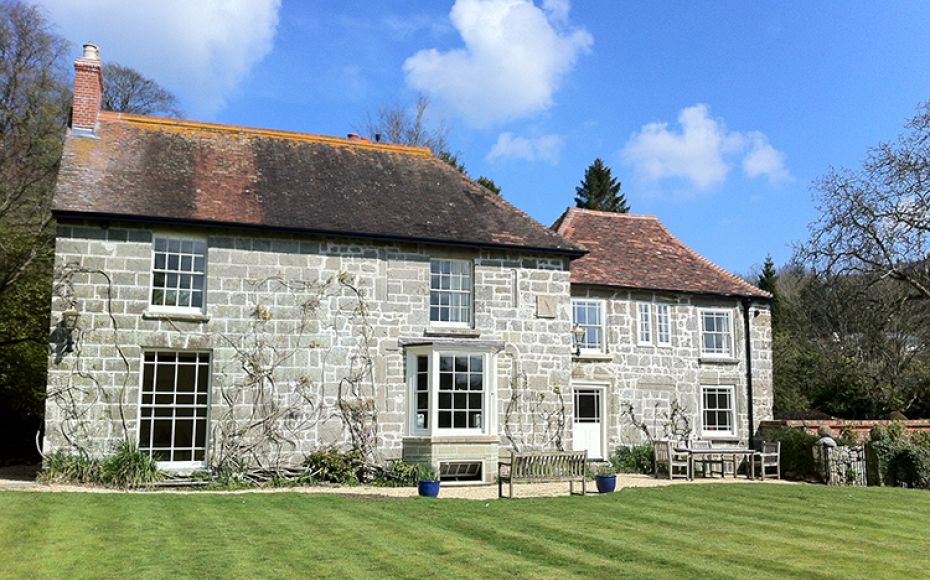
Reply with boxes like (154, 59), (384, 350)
(44, 221), (574, 471)
(569, 286), (773, 451)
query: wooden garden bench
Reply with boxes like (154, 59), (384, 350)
(498, 450), (588, 498)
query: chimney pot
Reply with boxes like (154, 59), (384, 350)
(82, 43), (100, 61)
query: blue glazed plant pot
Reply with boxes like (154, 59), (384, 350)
(418, 479), (440, 498)
(595, 474), (617, 493)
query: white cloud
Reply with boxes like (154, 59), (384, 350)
(743, 133), (791, 183)
(487, 132), (563, 163)
(39, 0), (281, 118)
(403, 0), (592, 126)
(621, 104), (790, 191)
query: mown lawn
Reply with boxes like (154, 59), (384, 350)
(1, 484), (928, 579)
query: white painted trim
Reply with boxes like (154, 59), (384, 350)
(149, 232), (208, 314)
(571, 382), (609, 461)
(572, 297), (607, 354)
(405, 346), (497, 437)
(137, 349), (212, 469)
(636, 302), (653, 346)
(698, 307), (735, 358)
(655, 303), (672, 347)
(699, 384), (738, 439)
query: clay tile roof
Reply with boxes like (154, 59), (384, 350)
(52, 112), (584, 256)
(552, 208), (771, 299)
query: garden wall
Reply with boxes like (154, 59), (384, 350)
(760, 419), (930, 442)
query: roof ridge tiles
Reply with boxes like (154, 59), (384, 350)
(99, 111), (433, 157)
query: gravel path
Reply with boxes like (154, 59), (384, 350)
(0, 464), (796, 499)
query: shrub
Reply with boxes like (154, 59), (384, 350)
(302, 448), (367, 485)
(611, 443), (654, 475)
(869, 426), (930, 489)
(371, 460), (434, 487)
(767, 426), (819, 480)
(101, 442), (162, 488)
(38, 451), (104, 484)
(38, 442), (162, 488)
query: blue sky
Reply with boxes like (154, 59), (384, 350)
(41, 1), (930, 275)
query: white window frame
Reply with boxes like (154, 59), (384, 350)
(149, 234), (208, 315)
(572, 298), (606, 354)
(636, 302), (652, 345)
(656, 303), (672, 347)
(700, 308), (734, 358)
(137, 350), (211, 469)
(429, 258), (473, 328)
(406, 347), (497, 437)
(700, 384), (737, 438)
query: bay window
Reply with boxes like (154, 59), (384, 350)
(408, 348), (496, 436)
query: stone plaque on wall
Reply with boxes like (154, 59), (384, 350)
(536, 295), (557, 318)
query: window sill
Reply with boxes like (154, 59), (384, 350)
(700, 434), (741, 443)
(404, 435), (499, 444)
(699, 357), (739, 365)
(143, 310), (210, 323)
(424, 327), (481, 338)
(573, 352), (613, 362)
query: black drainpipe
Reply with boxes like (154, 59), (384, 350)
(741, 297), (755, 449)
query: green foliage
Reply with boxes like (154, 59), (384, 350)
(594, 463), (616, 477)
(101, 441), (162, 488)
(38, 451), (104, 484)
(302, 448), (367, 485)
(0, 1), (70, 462)
(38, 442), (162, 488)
(756, 255), (780, 330)
(611, 442), (655, 474)
(868, 426), (930, 489)
(767, 427), (819, 480)
(370, 460), (434, 487)
(574, 158), (629, 213)
(476, 175), (501, 195)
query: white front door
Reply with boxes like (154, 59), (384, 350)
(573, 386), (605, 460)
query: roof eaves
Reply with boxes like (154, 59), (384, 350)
(53, 210), (588, 258)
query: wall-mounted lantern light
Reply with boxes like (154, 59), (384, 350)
(571, 324), (586, 356)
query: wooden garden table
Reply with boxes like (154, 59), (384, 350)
(676, 446), (756, 480)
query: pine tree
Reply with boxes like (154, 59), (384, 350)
(574, 158), (629, 212)
(756, 255), (780, 330)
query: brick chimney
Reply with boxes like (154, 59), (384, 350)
(72, 43), (103, 134)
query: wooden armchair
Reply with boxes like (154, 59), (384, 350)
(753, 441), (781, 480)
(654, 440), (691, 480)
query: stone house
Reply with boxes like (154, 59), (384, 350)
(554, 209), (772, 459)
(44, 46), (772, 482)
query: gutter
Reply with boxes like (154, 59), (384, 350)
(741, 297), (756, 449)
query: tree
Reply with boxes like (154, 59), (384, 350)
(476, 176), (501, 195)
(574, 158), (629, 213)
(0, 0), (71, 461)
(800, 99), (930, 301)
(102, 62), (181, 117)
(363, 94), (448, 154)
(363, 96), (504, 195)
(756, 255), (780, 329)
